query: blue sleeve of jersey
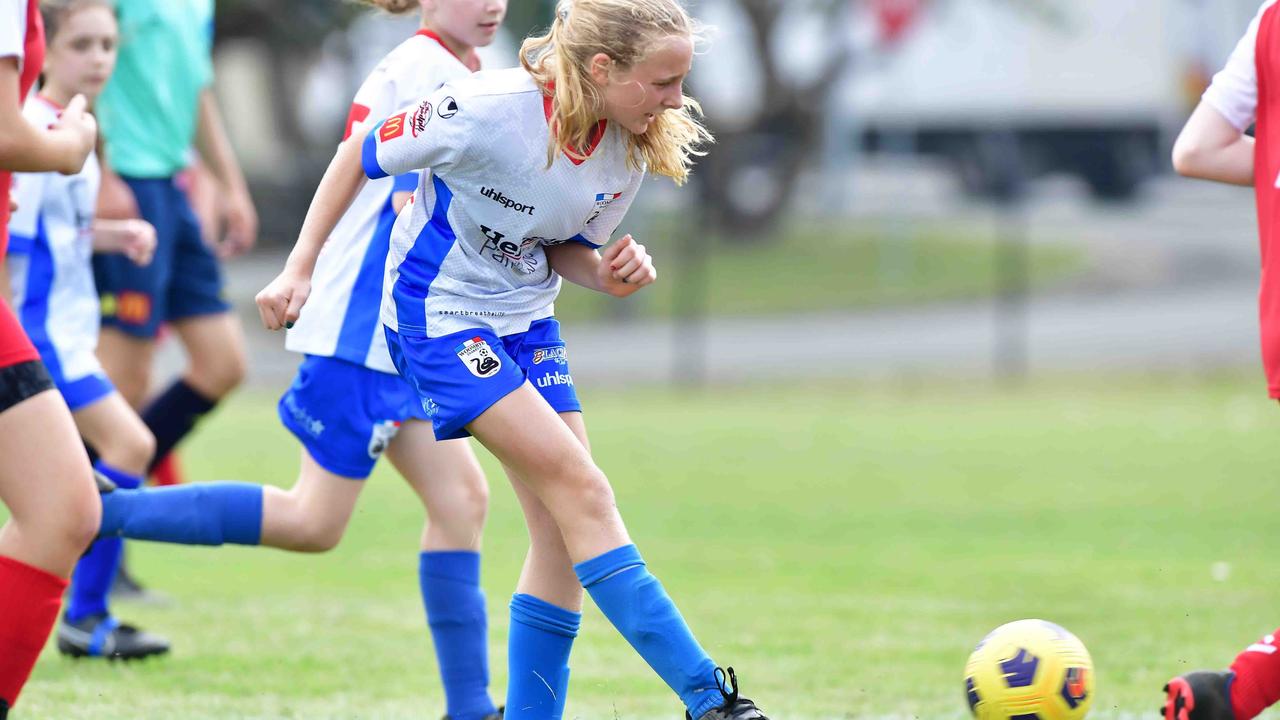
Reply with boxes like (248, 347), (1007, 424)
(362, 122), (389, 180)
(392, 173), (417, 193)
(6, 233), (34, 255)
(567, 233), (602, 249)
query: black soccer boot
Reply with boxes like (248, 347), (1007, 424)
(1162, 671), (1235, 720)
(685, 667), (769, 720)
(56, 613), (170, 660)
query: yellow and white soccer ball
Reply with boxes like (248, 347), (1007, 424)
(964, 619), (1095, 720)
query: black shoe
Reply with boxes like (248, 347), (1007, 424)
(93, 470), (116, 493)
(443, 707), (503, 720)
(1162, 671), (1235, 720)
(0, 697), (9, 719)
(56, 613), (170, 660)
(685, 668), (768, 720)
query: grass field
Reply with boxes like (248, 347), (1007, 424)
(14, 375), (1280, 719)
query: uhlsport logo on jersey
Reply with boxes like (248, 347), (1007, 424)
(481, 186), (535, 216)
(536, 370), (574, 389)
(367, 419), (401, 459)
(587, 191), (623, 224)
(409, 99), (432, 137)
(531, 346), (568, 365)
(455, 336), (502, 378)
(437, 96), (459, 119)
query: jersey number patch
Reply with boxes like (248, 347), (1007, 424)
(455, 337), (502, 378)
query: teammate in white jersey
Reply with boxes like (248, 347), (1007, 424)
(89, 1), (506, 716)
(6, 0), (168, 661)
(257, 2), (770, 718)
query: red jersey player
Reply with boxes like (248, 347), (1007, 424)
(0, 0), (100, 716)
(1167, 1), (1280, 719)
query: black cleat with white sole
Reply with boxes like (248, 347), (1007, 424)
(685, 667), (769, 720)
(56, 613), (170, 660)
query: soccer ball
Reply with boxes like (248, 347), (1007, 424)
(964, 619), (1095, 720)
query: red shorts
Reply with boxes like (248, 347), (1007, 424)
(0, 299), (38, 370)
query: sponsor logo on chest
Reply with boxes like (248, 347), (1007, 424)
(481, 186), (535, 216)
(479, 225), (540, 274)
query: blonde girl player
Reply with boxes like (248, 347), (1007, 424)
(253, 1), (770, 717)
(7, 0), (169, 661)
(88, 0), (508, 716)
(0, 0), (101, 715)
(1164, 2), (1280, 719)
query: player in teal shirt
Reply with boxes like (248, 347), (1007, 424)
(79, 0), (258, 654)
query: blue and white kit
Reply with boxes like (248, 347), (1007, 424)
(279, 30), (475, 478)
(364, 67), (644, 439)
(6, 96), (114, 410)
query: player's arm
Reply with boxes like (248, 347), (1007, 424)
(1172, 102), (1255, 187)
(0, 59), (96, 175)
(547, 235), (656, 298)
(194, 87), (259, 256)
(255, 128), (370, 330)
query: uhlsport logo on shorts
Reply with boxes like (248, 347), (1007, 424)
(367, 419), (401, 459)
(531, 346), (568, 365)
(455, 337), (502, 378)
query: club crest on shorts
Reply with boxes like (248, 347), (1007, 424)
(367, 419), (401, 459)
(455, 336), (502, 378)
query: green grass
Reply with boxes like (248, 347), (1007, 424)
(552, 217), (1086, 323)
(15, 375), (1280, 718)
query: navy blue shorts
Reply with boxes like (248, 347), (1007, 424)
(278, 355), (430, 479)
(93, 176), (229, 338)
(385, 317), (581, 441)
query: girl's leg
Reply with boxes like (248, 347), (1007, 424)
(500, 411), (590, 720)
(387, 422), (499, 720)
(95, 329), (155, 408)
(469, 385), (734, 720)
(58, 393), (167, 659)
(134, 313), (245, 473)
(98, 448), (363, 553)
(0, 387), (99, 709)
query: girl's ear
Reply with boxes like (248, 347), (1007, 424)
(588, 52), (613, 87)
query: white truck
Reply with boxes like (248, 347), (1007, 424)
(844, 0), (1260, 199)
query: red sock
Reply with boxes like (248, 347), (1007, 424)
(1230, 628), (1280, 719)
(0, 555), (67, 707)
(151, 451), (184, 487)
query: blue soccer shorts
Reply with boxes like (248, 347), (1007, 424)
(278, 354), (430, 480)
(93, 176), (230, 338)
(385, 317), (581, 442)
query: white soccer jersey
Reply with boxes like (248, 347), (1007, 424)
(286, 30), (475, 373)
(0, 0), (29, 72)
(6, 96), (103, 382)
(363, 67), (644, 339)
(1203, 0), (1280, 131)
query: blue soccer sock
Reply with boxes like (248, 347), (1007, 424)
(420, 551), (496, 720)
(140, 379), (217, 473)
(506, 593), (580, 720)
(66, 463), (143, 622)
(99, 482), (262, 546)
(576, 544), (723, 720)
